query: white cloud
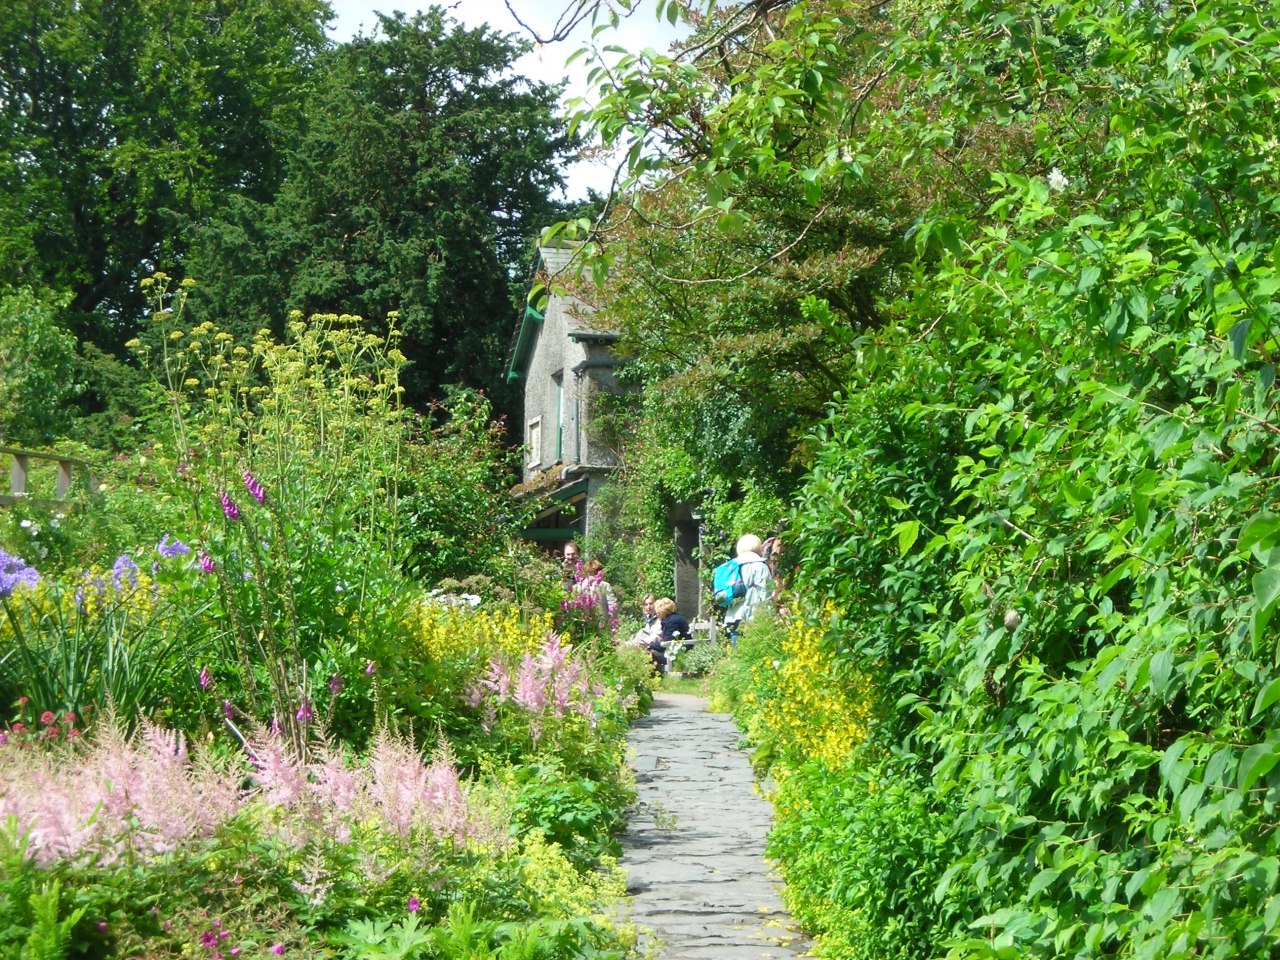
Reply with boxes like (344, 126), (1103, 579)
(326, 0), (689, 198)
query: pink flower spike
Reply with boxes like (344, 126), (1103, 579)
(199, 551), (215, 575)
(242, 470), (266, 505)
(199, 666), (212, 689)
(219, 492), (240, 521)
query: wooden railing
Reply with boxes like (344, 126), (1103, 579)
(0, 446), (100, 507)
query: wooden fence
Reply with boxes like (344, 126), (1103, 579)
(0, 446), (100, 508)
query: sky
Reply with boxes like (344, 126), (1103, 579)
(325, 0), (689, 198)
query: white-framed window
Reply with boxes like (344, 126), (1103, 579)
(526, 417), (542, 468)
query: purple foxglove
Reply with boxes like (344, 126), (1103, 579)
(242, 470), (266, 505)
(220, 492), (239, 520)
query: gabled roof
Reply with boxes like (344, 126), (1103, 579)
(505, 238), (597, 384)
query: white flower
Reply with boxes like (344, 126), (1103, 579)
(772, 659), (781, 669)
(1047, 167), (1069, 192)
(49, 518), (60, 529)
(139, 455), (147, 466)
(19, 519), (31, 529)
(37, 546), (47, 559)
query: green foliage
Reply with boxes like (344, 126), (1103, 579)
(186, 9), (577, 410)
(8, 881), (86, 960)
(0, 288), (78, 446)
(581, 0), (1280, 956)
(0, 571), (213, 726)
(768, 758), (962, 960)
(0, 0), (328, 344)
(509, 760), (630, 868)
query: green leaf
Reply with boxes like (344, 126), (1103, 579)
(936, 222), (963, 258)
(1229, 318), (1253, 360)
(1239, 513), (1280, 554)
(1149, 649), (1174, 696)
(1265, 894), (1280, 933)
(1254, 567), (1280, 620)
(884, 496), (910, 510)
(1254, 677), (1280, 718)
(1238, 740), (1280, 792)
(895, 520), (920, 556)
(1223, 381), (1242, 424)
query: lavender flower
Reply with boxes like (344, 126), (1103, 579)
(111, 555), (139, 592)
(199, 666), (212, 690)
(0, 550), (38, 599)
(242, 471), (265, 505)
(199, 552), (215, 575)
(220, 492), (240, 521)
(156, 535), (190, 558)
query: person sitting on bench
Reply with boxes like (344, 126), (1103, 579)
(651, 597), (693, 670)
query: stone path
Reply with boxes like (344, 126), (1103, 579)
(620, 692), (808, 959)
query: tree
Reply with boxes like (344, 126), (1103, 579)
(0, 0), (329, 347)
(0, 287), (78, 445)
(186, 10), (578, 410)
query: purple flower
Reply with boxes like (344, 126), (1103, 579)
(200, 931), (218, 949)
(111, 554), (139, 592)
(98, 921), (108, 933)
(199, 551), (215, 575)
(295, 700), (313, 723)
(223, 700), (234, 719)
(0, 550), (38, 599)
(220, 492), (240, 521)
(407, 896), (420, 913)
(242, 471), (266, 505)
(199, 666), (212, 689)
(269, 716), (281, 737)
(270, 946), (284, 956)
(329, 673), (344, 695)
(156, 535), (191, 558)
(365, 660), (376, 675)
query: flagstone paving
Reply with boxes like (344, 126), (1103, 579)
(620, 692), (809, 960)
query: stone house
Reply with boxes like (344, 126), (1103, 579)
(505, 237), (708, 620)
(505, 240), (622, 547)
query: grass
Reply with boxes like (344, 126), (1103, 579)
(660, 674), (708, 696)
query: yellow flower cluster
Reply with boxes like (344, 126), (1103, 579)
(408, 603), (555, 665)
(760, 618), (872, 768)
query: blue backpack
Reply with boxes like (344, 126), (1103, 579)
(712, 558), (746, 608)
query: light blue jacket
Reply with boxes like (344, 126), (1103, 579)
(725, 552), (772, 624)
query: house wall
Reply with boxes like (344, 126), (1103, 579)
(521, 300), (621, 479)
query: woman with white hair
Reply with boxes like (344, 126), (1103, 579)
(725, 533), (773, 642)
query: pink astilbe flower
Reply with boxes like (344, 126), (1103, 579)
(365, 730), (476, 844)
(246, 729), (307, 809)
(512, 654), (547, 712)
(461, 681), (485, 709)
(479, 661), (511, 701)
(0, 718), (236, 864)
(311, 745), (367, 814)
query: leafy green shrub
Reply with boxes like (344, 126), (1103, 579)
(769, 757), (962, 960)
